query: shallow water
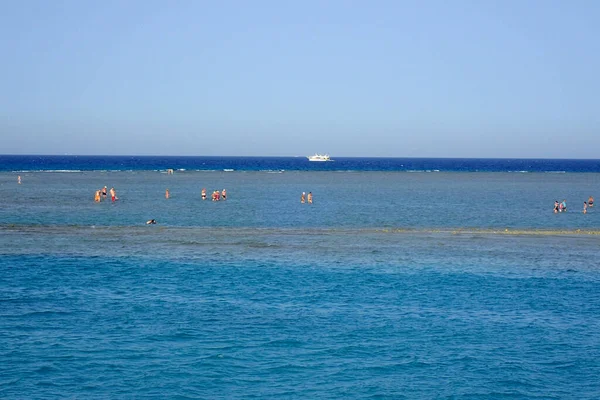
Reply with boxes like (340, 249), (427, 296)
(1, 170), (600, 398)
(1, 170), (599, 229)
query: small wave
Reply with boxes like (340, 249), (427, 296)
(14, 169), (82, 173)
(546, 171), (566, 174)
(41, 170), (82, 173)
(223, 169), (234, 172)
(20, 310), (72, 317)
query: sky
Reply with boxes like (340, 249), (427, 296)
(1, 0), (599, 157)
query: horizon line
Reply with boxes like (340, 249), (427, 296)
(1, 154), (600, 161)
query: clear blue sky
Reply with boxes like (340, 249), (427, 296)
(1, 0), (598, 157)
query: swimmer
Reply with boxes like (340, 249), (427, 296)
(583, 201), (588, 214)
(110, 187), (117, 202)
(165, 189), (170, 199)
(301, 192), (305, 203)
(222, 189), (227, 200)
(17, 175), (21, 184)
(201, 188), (207, 200)
(307, 192), (313, 204)
(589, 196), (594, 207)
(101, 186), (107, 198)
(146, 219), (157, 225)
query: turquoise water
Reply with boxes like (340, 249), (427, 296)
(1, 170), (600, 398)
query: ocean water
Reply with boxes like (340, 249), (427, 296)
(1, 156), (600, 399)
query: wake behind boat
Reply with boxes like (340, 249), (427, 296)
(307, 153), (333, 162)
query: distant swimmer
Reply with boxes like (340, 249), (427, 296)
(307, 192), (313, 204)
(146, 219), (157, 225)
(589, 196), (594, 207)
(165, 189), (170, 199)
(94, 190), (101, 202)
(583, 201), (588, 214)
(201, 188), (207, 200)
(301, 192), (306, 203)
(222, 189), (227, 200)
(110, 187), (118, 202)
(553, 200), (559, 213)
(17, 175), (21, 184)
(167, 169), (174, 175)
(101, 186), (107, 198)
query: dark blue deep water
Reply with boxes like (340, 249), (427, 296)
(1, 154), (600, 173)
(1, 156), (600, 398)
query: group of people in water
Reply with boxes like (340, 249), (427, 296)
(200, 188), (227, 201)
(300, 192), (313, 204)
(95, 187), (228, 202)
(553, 196), (594, 214)
(94, 186), (117, 202)
(87, 176), (594, 220)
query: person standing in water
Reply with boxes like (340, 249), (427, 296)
(222, 189), (227, 200)
(101, 186), (107, 198)
(307, 192), (313, 204)
(588, 196), (594, 208)
(201, 188), (207, 200)
(301, 192), (306, 203)
(110, 187), (117, 202)
(553, 201), (559, 213)
(561, 199), (567, 212)
(165, 189), (170, 199)
(17, 175), (21, 184)
(583, 202), (588, 214)
(94, 190), (101, 202)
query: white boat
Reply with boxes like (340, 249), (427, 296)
(307, 153), (332, 162)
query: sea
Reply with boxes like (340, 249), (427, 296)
(1, 155), (599, 399)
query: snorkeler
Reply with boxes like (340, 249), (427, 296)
(146, 219), (157, 225)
